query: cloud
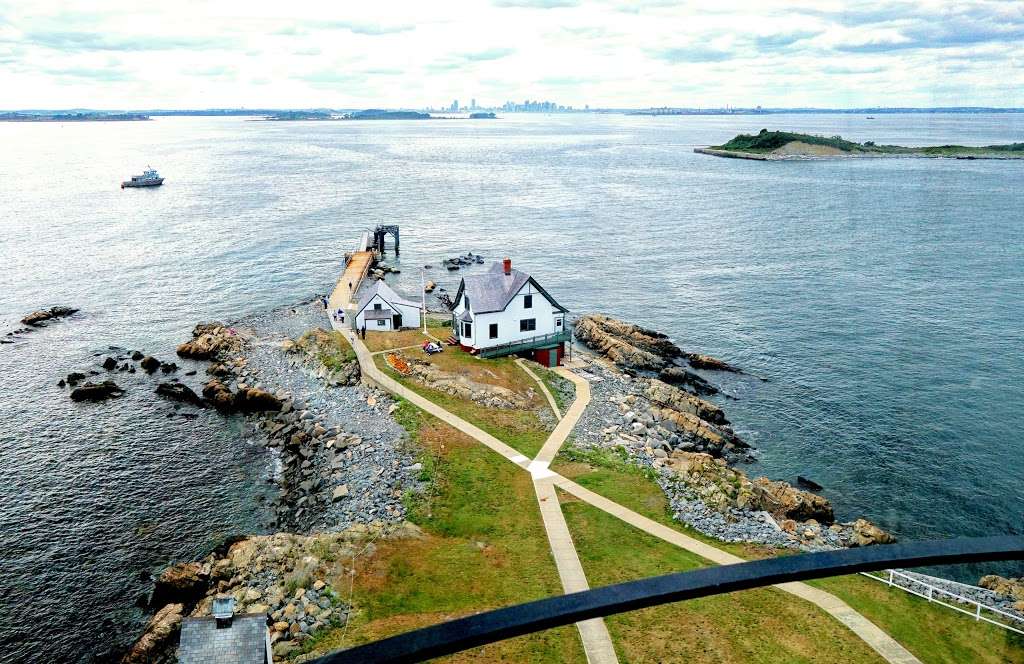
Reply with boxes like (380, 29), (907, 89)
(25, 30), (225, 52)
(293, 47), (322, 56)
(427, 47), (516, 71)
(314, 20), (414, 36)
(650, 45), (735, 63)
(44, 66), (133, 81)
(492, 0), (578, 7)
(184, 65), (237, 78)
(754, 30), (820, 51)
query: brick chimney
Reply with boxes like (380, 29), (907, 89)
(503, 257), (512, 275)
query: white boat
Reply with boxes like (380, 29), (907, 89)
(121, 167), (164, 188)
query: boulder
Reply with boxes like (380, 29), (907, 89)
(66, 371), (87, 386)
(120, 602), (183, 664)
(657, 366), (719, 396)
(70, 381), (125, 402)
(140, 356), (161, 374)
(751, 477), (835, 523)
(847, 519), (896, 547)
(155, 382), (205, 407)
(686, 353), (741, 373)
(332, 485), (350, 501)
(151, 562), (209, 607)
(102, 357), (117, 370)
(235, 388), (283, 413)
(978, 575), (1024, 601)
(21, 306), (78, 327)
(131, 351), (145, 361)
(160, 362), (178, 374)
(176, 322), (242, 360)
(202, 379), (236, 412)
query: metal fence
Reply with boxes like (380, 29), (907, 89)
(860, 568), (1024, 635)
(310, 535), (1024, 664)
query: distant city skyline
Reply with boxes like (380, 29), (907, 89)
(1, 1), (1021, 109)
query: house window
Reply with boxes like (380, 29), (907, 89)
(489, 323), (498, 339)
(373, 303), (382, 310)
(463, 322), (472, 337)
(376, 319), (386, 326)
(556, 318), (563, 328)
(520, 318), (536, 332)
(465, 295), (470, 310)
(524, 294), (533, 309)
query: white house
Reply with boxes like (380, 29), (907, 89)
(450, 258), (569, 366)
(354, 281), (422, 332)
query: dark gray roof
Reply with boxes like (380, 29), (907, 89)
(356, 280), (419, 314)
(179, 615), (267, 664)
(459, 309), (473, 322)
(456, 262), (567, 314)
(364, 308), (394, 320)
(459, 263), (531, 314)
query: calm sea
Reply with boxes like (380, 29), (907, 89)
(1, 113), (1022, 661)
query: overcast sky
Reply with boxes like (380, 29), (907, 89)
(1, 0), (1021, 109)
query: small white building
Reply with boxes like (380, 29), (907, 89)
(450, 258), (569, 366)
(354, 281), (422, 331)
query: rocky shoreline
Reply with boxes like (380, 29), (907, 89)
(123, 298), (425, 662)
(570, 314), (894, 551)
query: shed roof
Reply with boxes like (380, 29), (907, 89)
(356, 280), (420, 315)
(455, 262), (567, 314)
(179, 615), (267, 664)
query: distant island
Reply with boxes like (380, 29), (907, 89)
(469, 112), (497, 119)
(261, 109), (432, 121)
(0, 111), (150, 122)
(696, 129), (1024, 160)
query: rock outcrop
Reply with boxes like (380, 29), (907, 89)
(979, 575), (1024, 602)
(395, 352), (531, 410)
(21, 306), (78, 327)
(202, 379), (236, 412)
(176, 323), (244, 360)
(120, 602), (183, 664)
(285, 328), (360, 387)
(69, 380), (125, 402)
(657, 366), (718, 396)
(751, 476), (834, 523)
(155, 382), (205, 407)
(575, 314), (742, 376)
(235, 387), (283, 413)
(646, 378), (726, 425)
(130, 524), (424, 662)
(574, 314), (682, 370)
(140, 356), (161, 374)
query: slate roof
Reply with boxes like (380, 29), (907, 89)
(179, 615), (267, 664)
(356, 280), (419, 314)
(456, 262), (567, 314)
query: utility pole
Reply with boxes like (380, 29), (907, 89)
(421, 267), (427, 333)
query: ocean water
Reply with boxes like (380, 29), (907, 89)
(1, 113), (1022, 661)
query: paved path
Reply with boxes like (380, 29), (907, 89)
(344, 329), (920, 664)
(522, 359), (618, 663)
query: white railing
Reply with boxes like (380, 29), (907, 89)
(860, 569), (1024, 635)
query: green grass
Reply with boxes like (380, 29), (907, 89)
(552, 445), (1024, 663)
(375, 354), (552, 457)
(810, 575), (1024, 664)
(300, 400), (584, 663)
(301, 329), (356, 370)
(561, 493), (886, 663)
(534, 365), (576, 413)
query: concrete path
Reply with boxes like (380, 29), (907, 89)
(522, 359), (618, 663)
(343, 328), (920, 664)
(329, 250), (373, 315)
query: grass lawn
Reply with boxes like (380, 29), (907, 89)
(300, 401), (584, 662)
(363, 329), (431, 353)
(552, 445), (1024, 663)
(375, 352), (554, 457)
(561, 491), (886, 664)
(534, 364), (576, 414)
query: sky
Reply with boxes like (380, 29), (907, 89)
(0, 0), (1021, 110)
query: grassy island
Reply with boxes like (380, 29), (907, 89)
(697, 129), (1024, 160)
